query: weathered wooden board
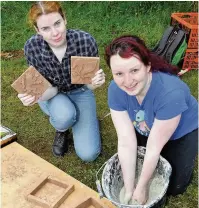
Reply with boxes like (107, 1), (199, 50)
(2, 142), (115, 208)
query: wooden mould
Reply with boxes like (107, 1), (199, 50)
(26, 175), (74, 208)
(71, 56), (100, 84)
(73, 197), (107, 208)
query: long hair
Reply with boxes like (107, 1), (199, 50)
(28, 1), (65, 28)
(105, 35), (179, 75)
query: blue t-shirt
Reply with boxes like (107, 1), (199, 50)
(108, 72), (198, 140)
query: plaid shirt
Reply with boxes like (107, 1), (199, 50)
(24, 29), (99, 92)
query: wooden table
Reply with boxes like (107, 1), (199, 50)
(2, 142), (116, 208)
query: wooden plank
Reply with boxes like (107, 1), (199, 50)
(2, 142), (116, 208)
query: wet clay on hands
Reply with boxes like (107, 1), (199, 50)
(11, 66), (52, 104)
(71, 56), (100, 84)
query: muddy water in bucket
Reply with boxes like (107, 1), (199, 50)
(101, 147), (172, 208)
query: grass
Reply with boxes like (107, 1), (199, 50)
(1, 2), (198, 208)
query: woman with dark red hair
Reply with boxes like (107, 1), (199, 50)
(105, 35), (198, 204)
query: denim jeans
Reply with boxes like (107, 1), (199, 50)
(38, 86), (101, 162)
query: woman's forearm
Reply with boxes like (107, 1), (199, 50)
(137, 149), (160, 188)
(118, 141), (137, 193)
(137, 116), (181, 188)
(110, 109), (138, 194)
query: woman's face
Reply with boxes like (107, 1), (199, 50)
(36, 12), (67, 48)
(110, 54), (151, 96)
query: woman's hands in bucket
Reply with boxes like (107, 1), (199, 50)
(132, 184), (149, 205)
(119, 186), (135, 205)
(122, 191), (133, 204)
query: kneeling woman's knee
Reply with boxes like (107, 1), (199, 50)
(76, 148), (101, 162)
(50, 108), (77, 131)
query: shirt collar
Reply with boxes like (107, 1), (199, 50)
(40, 35), (55, 61)
(64, 29), (77, 57)
(40, 29), (77, 62)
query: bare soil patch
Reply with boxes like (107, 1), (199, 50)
(1, 50), (24, 60)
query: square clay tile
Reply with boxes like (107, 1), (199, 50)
(71, 56), (100, 84)
(11, 66), (52, 104)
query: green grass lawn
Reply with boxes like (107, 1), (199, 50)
(1, 2), (198, 208)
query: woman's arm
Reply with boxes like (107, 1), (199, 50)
(110, 109), (137, 200)
(85, 33), (105, 90)
(133, 114), (181, 204)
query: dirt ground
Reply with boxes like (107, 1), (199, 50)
(1, 50), (24, 60)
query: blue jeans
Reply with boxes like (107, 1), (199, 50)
(38, 86), (101, 162)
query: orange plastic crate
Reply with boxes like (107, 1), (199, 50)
(171, 13), (198, 49)
(182, 49), (198, 70)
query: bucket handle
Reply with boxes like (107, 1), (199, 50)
(96, 161), (108, 198)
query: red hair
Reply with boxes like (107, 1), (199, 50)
(105, 35), (178, 75)
(28, 1), (65, 28)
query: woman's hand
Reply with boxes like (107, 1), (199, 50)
(17, 93), (36, 106)
(132, 184), (149, 205)
(119, 186), (134, 204)
(87, 69), (105, 90)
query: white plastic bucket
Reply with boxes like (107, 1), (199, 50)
(101, 146), (172, 208)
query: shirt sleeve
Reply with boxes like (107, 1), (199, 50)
(24, 40), (53, 86)
(155, 89), (188, 120)
(24, 41), (40, 69)
(108, 81), (127, 111)
(87, 35), (99, 57)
